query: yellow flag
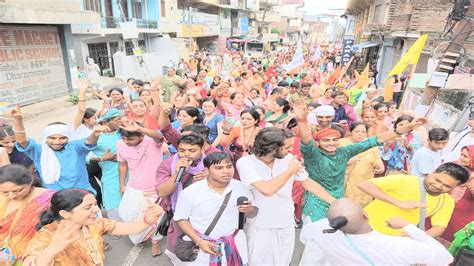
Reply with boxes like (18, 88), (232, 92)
(383, 77), (394, 101)
(387, 34), (428, 77)
(354, 63), (370, 89)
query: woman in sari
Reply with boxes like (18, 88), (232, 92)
(22, 189), (163, 265)
(0, 164), (55, 264)
(442, 145), (474, 243)
(361, 109), (388, 137)
(0, 126), (37, 178)
(339, 122), (384, 206)
(264, 98), (293, 128)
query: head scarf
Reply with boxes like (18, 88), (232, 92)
(463, 145), (474, 171)
(40, 124), (72, 184)
(314, 105), (335, 117)
(97, 108), (122, 123)
(313, 128), (341, 141)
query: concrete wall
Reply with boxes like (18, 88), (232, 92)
(113, 37), (179, 80)
(0, 0), (99, 24)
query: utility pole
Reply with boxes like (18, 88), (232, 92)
(188, 6), (193, 58)
(420, 3), (473, 105)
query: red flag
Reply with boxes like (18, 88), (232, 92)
(327, 65), (342, 85)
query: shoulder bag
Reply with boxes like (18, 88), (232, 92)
(175, 190), (232, 262)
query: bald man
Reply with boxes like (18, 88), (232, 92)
(299, 198), (453, 265)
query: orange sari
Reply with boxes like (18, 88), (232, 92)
(23, 218), (117, 265)
(0, 190), (54, 262)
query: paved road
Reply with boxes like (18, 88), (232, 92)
(105, 230), (304, 265)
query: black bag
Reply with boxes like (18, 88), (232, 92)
(175, 190), (232, 262)
(157, 208), (173, 236)
(453, 249), (474, 266)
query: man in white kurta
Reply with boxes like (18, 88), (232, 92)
(299, 198), (453, 265)
(174, 179), (251, 265)
(237, 153), (307, 265)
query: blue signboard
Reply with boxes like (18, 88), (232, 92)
(240, 18), (249, 36)
(341, 39), (354, 65)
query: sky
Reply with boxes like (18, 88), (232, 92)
(303, 0), (348, 15)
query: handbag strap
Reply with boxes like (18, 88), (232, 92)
(345, 235), (375, 266)
(418, 176), (427, 230)
(204, 190), (232, 236)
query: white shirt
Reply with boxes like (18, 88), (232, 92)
(301, 218), (453, 266)
(70, 124), (92, 140)
(173, 179), (250, 264)
(236, 154), (308, 228)
(442, 128), (474, 163)
(411, 146), (442, 177)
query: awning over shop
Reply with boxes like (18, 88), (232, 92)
(228, 38), (259, 43)
(351, 41), (381, 52)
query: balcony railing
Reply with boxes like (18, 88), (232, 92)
(100, 17), (158, 29)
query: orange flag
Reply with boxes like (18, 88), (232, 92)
(383, 77), (395, 101)
(327, 65), (342, 85)
(353, 64), (370, 89)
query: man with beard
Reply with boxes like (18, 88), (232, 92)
(359, 163), (470, 237)
(11, 105), (105, 193)
(156, 133), (208, 263)
(236, 127), (336, 265)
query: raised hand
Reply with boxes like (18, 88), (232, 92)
(92, 125), (109, 136)
(9, 104), (22, 118)
(292, 99), (308, 120)
(120, 118), (141, 132)
(160, 102), (173, 115)
(397, 117), (427, 134)
(46, 220), (80, 255)
(150, 75), (163, 91)
(77, 79), (89, 92)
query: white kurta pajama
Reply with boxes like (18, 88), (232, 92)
(173, 179), (251, 265)
(299, 217), (453, 266)
(237, 154), (308, 265)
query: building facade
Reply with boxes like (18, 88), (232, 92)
(0, 0), (99, 106)
(345, 0), (453, 83)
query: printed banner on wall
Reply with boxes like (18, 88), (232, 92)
(0, 25), (68, 106)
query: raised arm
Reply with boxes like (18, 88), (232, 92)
(10, 105), (29, 147)
(157, 102), (173, 130)
(149, 75), (162, 117)
(376, 118), (427, 143)
(73, 80), (89, 131)
(121, 118), (164, 143)
(301, 178), (336, 204)
(293, 99), (312, 145)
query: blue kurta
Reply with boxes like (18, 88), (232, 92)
(16, 138), (96, 194)
(92, 132), (122, 210)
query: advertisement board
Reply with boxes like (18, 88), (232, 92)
(0, 25), (68, 106)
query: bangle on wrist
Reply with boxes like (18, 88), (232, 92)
(12, 128), (26, 134)
(78, 99), (86, 102)
(222, 132), (230, 135)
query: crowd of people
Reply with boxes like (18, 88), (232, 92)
(0, 47), (473, 265)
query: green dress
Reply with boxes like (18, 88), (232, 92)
(300, 137), (381, 222)
(161, 75), (181, 102)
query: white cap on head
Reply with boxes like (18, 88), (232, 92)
(314, 105), (335, 117)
